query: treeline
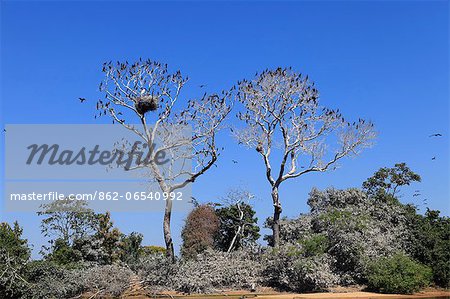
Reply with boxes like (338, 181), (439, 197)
(1, 163), (449, 298)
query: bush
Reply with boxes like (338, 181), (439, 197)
(23, 260), (83, 299)
(134, 253), (175, 290)
(280, 188), (412, 284)
(263, 245), (338, 292)
(135, 249), (262, 294)
(22, 261), (134, 298)
(366, 253), (432, 294)
(173, 249), (262, 293)
(80, 264), (134, 297)
(292, 255), (339, 292)
(0, 249), (28, 299)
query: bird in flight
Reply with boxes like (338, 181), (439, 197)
(413, 193), (421, 197)
(432, 157), (436, 160)
(429, 133), (442, 137)
(79, 97), (86, 103)
(232, 160), (238, 164)
(199, 84), (207, 88)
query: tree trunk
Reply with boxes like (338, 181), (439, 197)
(163, 196), (175, 263)
(227, 203), (244, 253)
(271, 187), (282, 247)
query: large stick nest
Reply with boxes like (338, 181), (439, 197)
(134, 95), (159, 115)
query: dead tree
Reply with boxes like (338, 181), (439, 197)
(97, 59), (231, 261)
(233, 67), (376, 247)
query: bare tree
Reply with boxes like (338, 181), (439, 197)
(233, 67), (376, 247)
(97, 59), (231, 261)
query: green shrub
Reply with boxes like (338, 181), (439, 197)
(366, 253), (432, 294)
(298, 234), (329, 257)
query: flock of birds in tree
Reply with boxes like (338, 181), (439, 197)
(1, 95), (443, 209)
(76, 96), (443, 174)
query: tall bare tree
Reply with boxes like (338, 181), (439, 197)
(97, 59), (231, 261)
(233, 67), (376, 247)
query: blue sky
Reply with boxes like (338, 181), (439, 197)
(1, 1), (449, 258)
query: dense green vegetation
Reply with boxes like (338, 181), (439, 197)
(1, 163), (449, 297)
(366, 253), (432, 294)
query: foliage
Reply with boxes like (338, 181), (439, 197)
(0, 222), (30, 299)
(263, 245), (338, 292)
(37, 198), (98, 249)
(362, 162), (421, 197)
(173, 249), (263, 293)
(120, 231), (144, 264)
(141, 245), (166, 256)
(0, 222), (30, 261)
(4, 161), (448, 296)
(22, 261), (134, 298)
(134, 253), (175, 290)
(39, 202), (144, 266)
(23, 260), (83, 299)
(45, 238), (82, 265)
(298, 234), (329, 257)
(270, 187), (412, 284)
(366, 253), (432, 294)
(215, 202), (260, 251)
(181, 205), (220, 259)
(94, 212), (123, 264)
(364, 163), (449, 288)
(263, 214), (313, 247)
(136, 249), (262, 293)
(79, 264), (134, 297)
(407, 208), (450, 288)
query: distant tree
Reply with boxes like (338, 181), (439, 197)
(38, 200), (143, 265)
(181, 204), (219, 259)
(233, 67), (376, 247)
(37, 198), (98, 250)
(94, 212), (123, 264)
(214, 189), (260, 252)
(98, 59), (231, 261)
(362, 162), (421, 198)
